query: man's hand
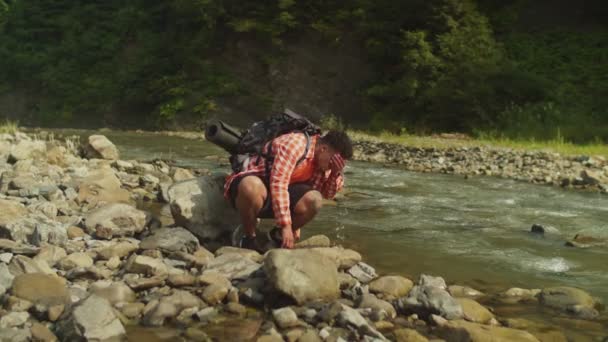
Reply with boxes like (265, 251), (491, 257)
(329, 154), (345, 175)
(281, 225), (294, 249)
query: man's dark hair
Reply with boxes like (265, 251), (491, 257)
(320, 130), (353, 160)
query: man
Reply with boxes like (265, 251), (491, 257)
(225, 130), (353, 250)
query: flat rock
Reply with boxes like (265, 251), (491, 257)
(84, 203), (147, 239)
(437, 319), (540, 342)
(33, 245), (67, 267)
(12, 273), (70, 308)
(94, 240), (139, 260)
(448, 285), (485, 298)
(456, 298), (494, 324)
(215, 246), (263, 262)
(140, 227), (200, 253)
(0, 327), (31, 342)
(539, 286), (599, 318)
(295, 235), (331, 248)
(265, 249), (339, 305)
(0, 312), (29, 329)
(204, 253), (261, 280)
(393, 328), (429, 342)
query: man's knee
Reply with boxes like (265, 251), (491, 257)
(237, 177), (267, 204)
(297, 190), (323, 215)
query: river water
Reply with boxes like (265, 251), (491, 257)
(50, 129), (608, 338)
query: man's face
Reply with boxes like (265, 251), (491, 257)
(316, 144), (337, 171)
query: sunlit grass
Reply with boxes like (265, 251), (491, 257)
(348, 130), (608, 158)
(0, 120), (19, 134)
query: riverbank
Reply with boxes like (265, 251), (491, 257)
(0, 130), (605, 341)
(43, 127), (607, 194)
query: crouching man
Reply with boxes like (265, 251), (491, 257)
(224, 130), (353, 250)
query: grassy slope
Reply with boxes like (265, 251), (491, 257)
(349, 130), (608, 158)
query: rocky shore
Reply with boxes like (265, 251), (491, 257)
(352, 140), (608, 195)
(0, 131), (605, 341)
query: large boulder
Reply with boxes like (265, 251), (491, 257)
(140, 227), (200, 253)
(436, 319), (540, 342)
(168, 174), (239, 240)
(264, 249), (340, 305)
(84, 203), (147, 239)
(82, 135), (119, 160)
(57, 295), (126, 341)
(77, 166), (130, 206)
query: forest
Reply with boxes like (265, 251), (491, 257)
(1, 0), (607, 142)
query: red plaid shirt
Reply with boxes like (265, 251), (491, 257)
(224, 132), (344, 227)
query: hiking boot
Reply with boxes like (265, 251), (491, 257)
(239, 235), (260, 251)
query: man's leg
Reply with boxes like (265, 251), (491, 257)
(234, 176), (268, 237)
(291, 190), (323, 239)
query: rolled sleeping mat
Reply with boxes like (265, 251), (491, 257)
(204, 120), (243, 154)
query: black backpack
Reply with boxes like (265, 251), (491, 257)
(230, 109), (321, 174)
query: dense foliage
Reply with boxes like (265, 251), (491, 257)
(0, 0), (606, 141)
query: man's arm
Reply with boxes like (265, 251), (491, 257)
(268, 134), (307, 229)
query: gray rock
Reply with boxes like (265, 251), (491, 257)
(84, 203), (147, 239)
(358, 294), (396, 319)
(0, 263), (14, 295)
(90, 281), (137, 305)
(57, 295), (126, 341)
(0, 252), (12, 263)
(94, 240), (139, 260)
(0, 239), (38, 255)
(419, 274), (447, 289)
(202, 284), (229, 305)
(9, 140), (46, 162)
(273, 307), (299, 329)
(140, 227), (200, 253)
(0, 199), (27, 233)
(295, 235), (331, 248)
(337, 304), (386, 340)
(0, 312), (29, 328)
(347, 262), (377, 283)
(196, 307), (218, 323)
(125, 255), (169, 277)
(265, 249), (339, 305)
(397, 281), (463, 320)
(204, 253), (261, 280)
(168, 174), (239, 240)
(83, 135), (119, 160)
(143, 290), (202, 326)
(0, 327), (31, 342)
(58, 252), (94, 270)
